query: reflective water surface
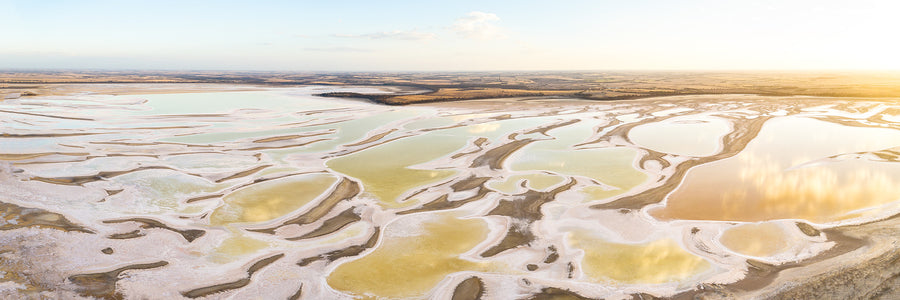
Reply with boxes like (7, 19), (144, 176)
(3, 88), (900, 299)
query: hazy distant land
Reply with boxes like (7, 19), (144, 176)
(4, 70), (900, 103)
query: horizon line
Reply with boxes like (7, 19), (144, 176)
(4, 68), (900, 74)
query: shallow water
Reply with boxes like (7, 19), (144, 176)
(566, 230), (711, 284)
(326, 213), (492, 298)
(210, 173), (339, 225)
(326, 133), (468, 208)
(3, 88), (900, 299)
(650, 117), (900, 223)
(719, 222), (791, 257)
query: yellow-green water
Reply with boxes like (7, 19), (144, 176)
(5, 88), (900, 299)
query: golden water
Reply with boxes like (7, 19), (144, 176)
(210, 173), (338, 225)
(326, 214), (491, 298)
(567, 230), (711, 284)
(3, 88), (900, 299)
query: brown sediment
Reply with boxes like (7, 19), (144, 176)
(13, 157), (92, 166)
(147, 113), (229, 118)
(213, 164), (272, 183)
(164, 150), (233, 157)
(450, 175), (492, 192)
(343, 128), (398, 147)
(180, 253), (284, 298)
(632, 293), (662, 300)
(574, 102), (704, 150)
(185, 193), (222, 203)
(58, 143), (86, 148)
(68, 261), (168, 300)
(107, 230), (144, 240)
(101, 247), (114, 255)
(527, 287), (593, 300)
(221, 171), (313, 191)
(419, 122), (467, 133)
(0, 132), (103, 138)
(689, 228), (716, 256)
(0, 152), (72, 160)
(329, 133), (417, 158)
(796, 222), (822, 237)
(287, 207), (361, 240)
(101, 153), (162, 158)
(398, 176), (492, 215)
(451, 277), (485, 300)
(590, 161), (694, 211)
(868, 115), (900, 131)
(251, 131), (333, 143)
(872, 149), (900, 162)
(481, 180), (577, 257)
(299, 107), (357, 115)
(105, 125), (199, 131)
(638, 148), (672, 169)
(451, 137), (489, 159)
(813, 114), (900, 132)
(573, 118), (623, 148)
(481, 226), (535, 258)
(252, 134), (304, 143)
(524, 119), (580, 136)
(249, 178), (360, 234)
(470, 138), (535, 170)
(573, 116), (639, 147)
(487, 179), (576, 221)
(0, 247), (46, 295)
(102, 218), (205, 242)
(759, 229), (900, 299)
(467, 116), (615, 171)
(296, 118), (353, 128)
(593, 116), (771, 210)
(30, 175), (106, 185)
(29, 165), (194, 186)
(673, 227), (866, 299)
(297, 227), (380, 266)
(91, 141), (174, 146)
(696, 206), (900, 299)
(0, 109), (95, 121)
(398, 188), (489, 214)
(0, 201), (94, 233)
(239, 139), (331, 151)
(544, 245), (560, 263)
(104, 189), (123, 196)
(287, 284), (303, 300)
(825, 147), (900, 163)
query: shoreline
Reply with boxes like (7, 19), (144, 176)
(5, 70), (900, 104)
(6, 81), (900, 106)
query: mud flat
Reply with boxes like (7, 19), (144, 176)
(2, 85), (900, 299)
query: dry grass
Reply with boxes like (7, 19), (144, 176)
(381, 88), (577, 104)
(4, 70), (900, 103)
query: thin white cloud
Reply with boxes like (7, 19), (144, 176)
(333, 30), (437, 41)
(303, 47), (373, 52)
(452, 11), (507, 40)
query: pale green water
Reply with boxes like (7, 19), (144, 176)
(5, 88), (900, 299)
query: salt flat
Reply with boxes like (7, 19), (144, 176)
(3, 85), (900, 299)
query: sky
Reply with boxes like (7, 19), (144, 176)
(1, 0), (899, 71)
